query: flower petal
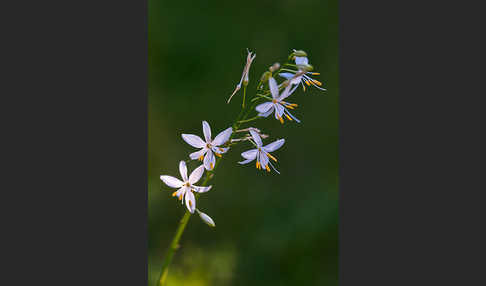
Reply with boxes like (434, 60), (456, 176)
(182, 134), (205, 148)
(189, 148), (207, 160)
(274, 104), (285, 120)
(258, 106), (275, 118)
(259, 151), (269, 169)
(278, 72), (294, 79)
(185, 190), (196, 213)
(179, 161), (188, 181)
(193, 185), (212, 193)
(203, 149), (216, 170)
(249, 129), (262, 147)
(255, 102), (274, 113)
(268, 77), (279, 99)
(189, 164), (205, 184)
(212, 146), (229, 154)
(212, 127), (233, 146)
(202, 121), (212, 142)
(263, 139), (285, 152)
(238, 158), (254, 164)
(295, 56), (309, 65)
(160, 175), (183, 188)
(278, 84), (294, 101)
(241, 148), (258, 160)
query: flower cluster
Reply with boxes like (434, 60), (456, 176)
(160, 49), (324, 227)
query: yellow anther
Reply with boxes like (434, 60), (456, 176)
(219, 148), (224, 152)
(285, 114), (292, 121)
(178, 195), (183, 201)
(311, 72), (320, 75)
(198, 155), (204, 161)
(303, 85), (306, 92)
(266, 153), (278, 162)
(215, 152), (222, 158)
(210, 163), (214, 169)
(172, 191), (178, 197)
(278, 116), (284, 124)
(265, 165), (270, 172)
(286, 104), (294, 109)
(312, 79), (322, 86)
(256, 161), (260, 169)
(189, 200), (192, 207)
(305, 80), (311, 86)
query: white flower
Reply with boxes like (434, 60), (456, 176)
(279, 51), (326, 92)
(160, 161), (212, 213)
(238, 129), (285, 174)
(196, 209), (216, 227)
(182, 121), (233, 171)
(255, 77), (301, 124)
(227, 49), (256, 104)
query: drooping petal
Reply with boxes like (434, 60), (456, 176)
(196, 210), (216, 227)
(295, 56), (309, 65)
(160, 175), (183, 188)
(238, 158), (255, 164)
(241, 148), (258, 160)
(259, 151), (269, 170)
(179, 161), (188, 181)
(255, 102), (274, 113)
(203, 149), (216, 170)
(193, 185), (212, 193)
(274, 104), (285, 120)
(182, 134), (206, 148)
(189, 164), (205, 184)
(249, 129), (262, 147)
(212, 127), (233, 146)
(185, 190), (196, 213)
(189, 148), (207, 160)
(263, 139), (285, 152)
(202, 121), (212, 142)
(268, 77), (279, 99)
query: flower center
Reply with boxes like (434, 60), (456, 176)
(272, 99), (278, 104)
(184, 182), (191, 187)
(206, 143), (212, 149)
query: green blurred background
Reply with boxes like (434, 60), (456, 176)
(149, 0), (338, 285)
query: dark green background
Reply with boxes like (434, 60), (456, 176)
(149, 0), (338, 285)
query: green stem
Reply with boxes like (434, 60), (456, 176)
(238, 116), (260, 124)
(242, 84), (247, 108)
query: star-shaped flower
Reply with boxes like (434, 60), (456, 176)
(182, 121), (233, 170)
(255, 77), (301, 124)
(238, 129), (285, 174)
(279, 50), (326, 92)
(160, 161), (212, 213)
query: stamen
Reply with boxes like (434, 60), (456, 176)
(311, 72), (320, 75)
(266, 153), (278, 162)
(312, 79), (322, 86)
(265, 165), (270, 172)
(215, 152), (222, 158)
(305, 80), (311, 86)
(218, 148), (224, 152)
(285, 114), (293, 121)
(172, 191), (178, 197)
(198, 155), (204, 161)
(210, 163), (214, 169)
(278, 116), (284, 124)
(189, 200), (192, 207)
(178, 195), (183, 201)
(256, 161), (260, 169)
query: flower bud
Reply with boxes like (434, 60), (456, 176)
(269, 62), (280, 73)
(259, 71), (272, 84)
(289, 49), (308, 60)
(196, 209), (215, 227)
(297, 64), (313, 72)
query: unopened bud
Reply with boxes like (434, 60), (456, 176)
(269, 62), (280, 73)
(259, 71), (272, 84)
(196, 209), (216, 227)
(297, 64), (313, 72)
(289, 49), (308, 60)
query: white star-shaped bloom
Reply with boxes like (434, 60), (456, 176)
(255, 77), (301, 124)
(238, 129), (285, 174)
(182, 121), (233, 170)
(160, 161), (212, 213)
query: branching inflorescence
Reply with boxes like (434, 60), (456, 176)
(157, 49), (325, 286)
